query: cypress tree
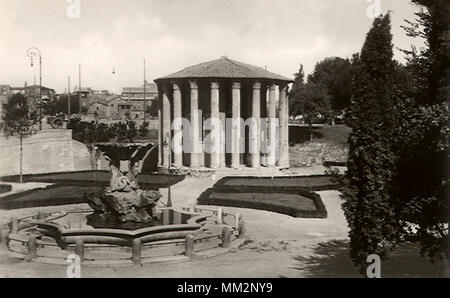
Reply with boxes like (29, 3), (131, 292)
(341, 14), (402, 272)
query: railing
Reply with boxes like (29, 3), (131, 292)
(0, 206), (246, 265)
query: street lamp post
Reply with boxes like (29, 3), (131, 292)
(143, 59), (146, 122)
(26, 47), (42, 130)
(68, 76), (71, 123)
(79, 65), (82, 115)
(164, 133), (172, 207)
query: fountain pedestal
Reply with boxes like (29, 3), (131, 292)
(86, 142), (162, 230)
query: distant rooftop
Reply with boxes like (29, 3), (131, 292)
(155, 56), (293, 82)
(122, 82), (158, 94)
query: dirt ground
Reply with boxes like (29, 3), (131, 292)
(0, 167), (448, 278)
(0, 190), (348, 278)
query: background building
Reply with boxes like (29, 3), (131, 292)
(121, 81), (158, 120)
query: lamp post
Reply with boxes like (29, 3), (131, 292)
(78, 65), (82, 115)
(164, 133), (172, 207)
(68, 76), (71, 123)
(143, 59), (146, 122)
(26, 47), (42, 130)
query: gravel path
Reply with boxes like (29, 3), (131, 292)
(0, 169), (352, 278)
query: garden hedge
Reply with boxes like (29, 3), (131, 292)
(0, 184), (12, 194)
(213, 175), (339, 192)
(0, 171), (185, 210)
(0, 170), (185, 188)
(197, 187), (327, 219)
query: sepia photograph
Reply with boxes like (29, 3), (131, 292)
(0, 0), (448, 283)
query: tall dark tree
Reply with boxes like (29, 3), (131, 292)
(308, 57), (354, 113)
(340, 14), (402, 272)
(394, 0), (449, 260)
(290, 64), (332, 141)
(341, 3), (449, 273)
(402, 0), (449, 105)
(2, 94), (39, 183)
(43, 94), (79, 116)
(289, 64), (306, 117)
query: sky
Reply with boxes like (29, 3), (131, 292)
(0, 0), (425, 94)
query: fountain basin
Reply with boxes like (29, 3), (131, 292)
(1, 206), (247, 265)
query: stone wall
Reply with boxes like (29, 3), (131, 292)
(0, 129), (92, 177)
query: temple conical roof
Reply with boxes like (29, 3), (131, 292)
(155, 56), (293, 82)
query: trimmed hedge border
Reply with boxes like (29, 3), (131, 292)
(0, 184), (100, 210)
(214, 175), (339, 192)
(197, 187), (327, 219)
(0, 170), (185, 189)
(0, 184), (12, 194)
(0, 171), (185, 210)
(323, 161), (348, 167)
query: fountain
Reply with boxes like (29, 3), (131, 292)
(0, 143), (248, 265)
(86, 160), (162, 230)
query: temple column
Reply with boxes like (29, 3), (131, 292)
(267, 84), (277, 167)
(231, 82), (241, 168)
(250, 82), (261, 168)
(162, 83), (171, 168)
(210, 82), (220, 168)
(190, 81), (202, 168)
(172, 83), (183, 169)
(158, 86), (163, 166)
(279, 84), (289, 168)
(260, 84), (267, 166)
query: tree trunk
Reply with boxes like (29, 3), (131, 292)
(89, 144), (97, 170)
(309, 120), (313, 142)
(19, 135), (23, 183)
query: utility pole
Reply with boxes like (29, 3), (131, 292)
(143, 59), (146, 122)
(68, 76), (71, 122)
(78, 65), (81, 114)
(39, 55), (42, 130)
(27, 47), (42, 130)
(167, 132), (172, 207)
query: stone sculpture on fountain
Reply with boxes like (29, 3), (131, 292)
(86, 143), (162, 229)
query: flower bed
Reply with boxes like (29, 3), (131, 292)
(0, 184), (12, 194)
(198, 187), (327, 218)
(214, 175), (338, 192)
(0, 171), (185, 210)
(0, 170), (185, 188)
(0, 184), (101, 210)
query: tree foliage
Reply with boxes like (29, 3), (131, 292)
(340, 14), (402, 272)
(395, 0), (450, 259)
(67, 119), (139, 144)
(289, 64), (332, 140)
(308, 57), (354, 112)
(2, 93), (39, 183)
(401, 0), (449, 105)
(339, 4), (449, 274)
(2, 93), (39, 138)
(43, 94), (79, 116)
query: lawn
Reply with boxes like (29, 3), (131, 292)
(294, 239), (450, 278)
(289, 125), (351, 166)
(0, 171), (185, 210)
(196, 175), (336, 218)
(0, 170), (184, 188)
(0, 185), (100, 210)
(0, 184), (12, 194)
(289, 125), (351, 146)
(214, 175), (338, 191)
(198, 187), (327, 218)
